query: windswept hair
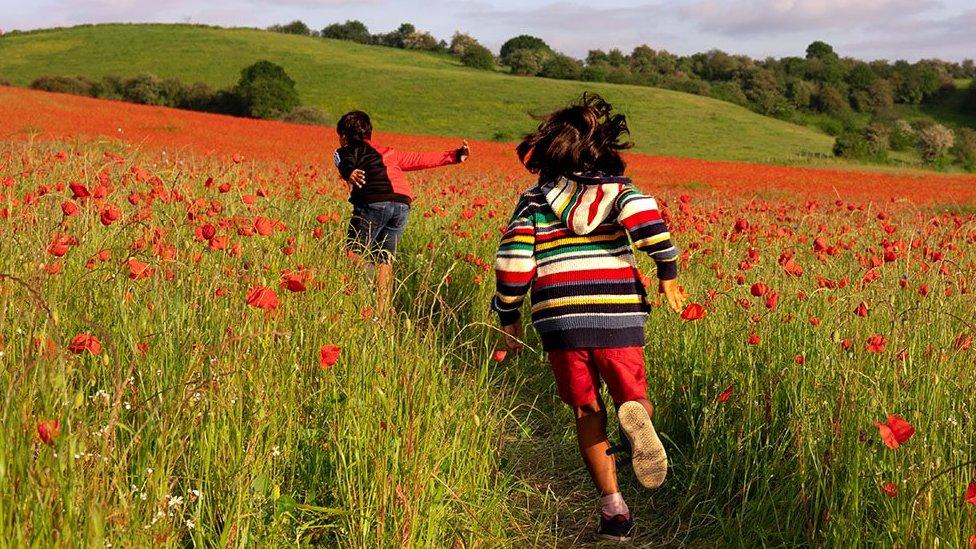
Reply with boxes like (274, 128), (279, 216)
(337, 110), (373, 142)
(517, 93), (633, 178)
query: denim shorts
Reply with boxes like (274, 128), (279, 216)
(346, 201), (410, 263)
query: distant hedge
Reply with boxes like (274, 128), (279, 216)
(28, 61), (327, 125)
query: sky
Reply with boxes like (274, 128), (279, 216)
(1, 0), (974, 62)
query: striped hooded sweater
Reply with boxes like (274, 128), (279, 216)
(491, 173), (678, 351)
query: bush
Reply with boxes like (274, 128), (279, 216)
(268, 21), (311, 36)
(121, 73), (165, 105)
(98, 75), (126, 100)
(235, 60), (300, 119)
(460, 44), (496, 71)
(710, 81), (749, 106)
(916, 123), (954, 165)
(813, 84), (850, 115)
(402, 31), (441, 51)
(951, 127), (976, 172)
(967, 79), (976, 115)
(888, 120), (916, 151)
(0, 78), (12, 87)
(30, 75), (98, 96)
(321, 20), (371, 44)
(664, 77), (711, 97)
(173, 82), (212, 110)
(508, 49), (549, 76)
(449, 32), (479, 56)
(280, 106), (329, 126)
(500, 35), (551, 66)
(540, 54), (582, 80)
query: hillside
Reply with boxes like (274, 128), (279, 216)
(0, 23), (838, 163)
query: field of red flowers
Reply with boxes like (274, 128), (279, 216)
(0, 85), (974, 547)
(4, 86), (976, 206)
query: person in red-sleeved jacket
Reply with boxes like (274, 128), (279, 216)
(333, 110), (470, 317)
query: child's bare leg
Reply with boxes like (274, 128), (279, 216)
(573, 395), (618, 496)
(375, 262), (394, 318)
(631, 398), (654, 419)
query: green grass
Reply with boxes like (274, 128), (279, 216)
(0, 23), (838, 163)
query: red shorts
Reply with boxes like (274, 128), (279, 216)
(547, 347), (648, 407)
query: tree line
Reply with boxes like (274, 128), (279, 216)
(26, 61), (327, 125)
(283, 19), (975, 170)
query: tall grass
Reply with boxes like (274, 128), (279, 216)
(0, 140), (973, 546)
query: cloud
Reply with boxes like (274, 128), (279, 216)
(680, 0), (942, 36)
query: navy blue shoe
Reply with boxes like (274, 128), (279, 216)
(597, 514), (634, 542)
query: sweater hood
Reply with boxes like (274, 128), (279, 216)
(539, 173), (632, 235)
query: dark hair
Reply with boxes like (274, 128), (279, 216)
(517, 93), (632, 178)
(337, 110), (373, 142)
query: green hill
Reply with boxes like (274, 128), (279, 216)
(0, 23), (839, 163)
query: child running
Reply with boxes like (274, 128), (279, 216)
(334, 111), (469, 317)
(491, 93), (685, 542)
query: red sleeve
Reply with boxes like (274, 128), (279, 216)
(390, 148), (459, 171)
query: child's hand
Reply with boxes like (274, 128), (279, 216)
(501, 320), (524, 352)
(457, 141), (470, 163)
(659, 279), (687, 313)
(348, 169), (366, 188)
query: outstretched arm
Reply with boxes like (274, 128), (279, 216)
(392, 141), (469, 171)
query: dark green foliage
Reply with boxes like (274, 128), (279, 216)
(280, 105), (329, 126)
(122, 73), (165, 105)
(321, 20), (371, 44)
(460, 44), (496, 71)
(741, 68), (789, 116)
(500, 35), (551, 65)
(30, 75), (99, 96)
(540, 54), (582, 80)
(967, 79), (976, 114)
(952, 127), (976, 171)
(833, 123), (887, 161)
(268, 21), (311, 36)
(813, 85), (849, 115)
(710, 81), (749, 107)
(235, 60), (300, 119)
(508, 49), (549, 76)
(888, 120), (916, 152)
(374, 23), (416, 49)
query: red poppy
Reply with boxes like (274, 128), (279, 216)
(68, 333), (102, 355)
(882, 482), (897, 498)
(841, 338), (853, 351)
(919, 284), (930, 297)
(873, 414), (915, 449)
(61, 200), (79, 217)
(127, 258), (153, 280)
(969, 534), (976, 549)
(854, 302), (869, 317)
(717, 385), (734, 403)
(765, 291), (779, 310)
(254, 216), (274, 236)
(966, 481), (976, 506)
(680, 303), (706, 321)
(794, 355), (805, 365)
(245, 286), (279, 311)
(37, 419), (61, 446)
(750, 282), (768, 297)
(201, 223), (216, 240)
(493, 349), (507, 362)
(956, 335), (973, 351)
(280, 270), (308, 293)
(100, 205), (121, 226)
(747, 333), (761, 346)
(866, 334), (887, 353)
(319, 345), (340, 368)
(69, 182), (90, 199)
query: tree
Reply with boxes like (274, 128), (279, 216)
(916, 123), (954, 165)
(321, 20), (371, 44)
(500, 35), (551, 65)
(374, 23), (416, 48)
(461, 44), (496, 71)
(812, 84), (850, 115)
(952, 127), (976, 172)
(450, 32), (479, 56)
(269, 20), (311, 36)
(786, 79), (815, 109)
(508, 48), (550, 76)
(402, 31), (440, 51)
(806, 41), (837, 61)
(968, 79), (976, 114)
(540, 53), (583, 80)
(740, 68), (789, 116)
(963, 59), (975, 78)
(236, 60), (300, 119)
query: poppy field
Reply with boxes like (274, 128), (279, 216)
(1, 87), (975, 547)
